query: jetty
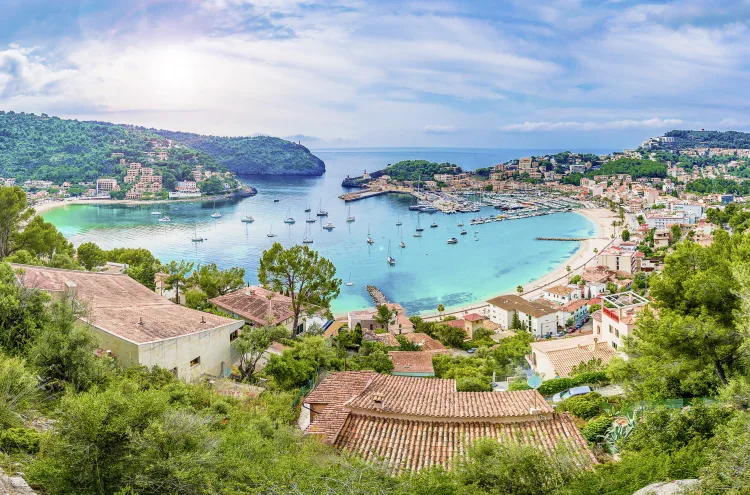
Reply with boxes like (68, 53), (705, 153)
(339, 188), (414, 202)
(536, 237), (591, 241)
(366, 285), (389, 305)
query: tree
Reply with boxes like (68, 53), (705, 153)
(258, 243), (341, 337)
(0, 186), (34, 259)
(437, 303), (445, 320)
(511, 311), (523, 331)
(516, 285), (523, 294)
(77, 242), (106, 270)
(637, 214), (645, 225)
(12, 216), (74, 263)
(621, 229), (631, 242)
(0, 263), (49, 354)
(0, 354), (39, 429)
(232, 321), (289, 382)
(163, 260), (194, 304)
(373, 305), (394, 332)
(670, 224), (682, 244)
(566, 265), (571, 282)
(106, 247), (161, 289)
(188, 263), (245, 299)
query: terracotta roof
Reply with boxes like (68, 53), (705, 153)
(403, 333), (447, 352)
(464, 313), (485, 322)
(531, 335), (616, 378)
(388, 351), (434, 374)
(12, 264), (240, 344)
(363, 330), (399, 347)
(486, 294), (557, 318)
(545, 285), (576, 297)
(591, 310), (602, 322)
(588, 297), (602, 306)
(345, 375), (553, 418)
(445, 319), (466, 329)
(334, 412), (594, 474)
(210, 286), (293, 326)
(560, 299), (588, 312)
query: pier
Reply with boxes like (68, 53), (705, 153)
(339, 188), (414, 202)
(536, 237), (592, 241)
(366, 285), (389, 305)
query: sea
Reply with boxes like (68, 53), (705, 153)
(42, 147), (612, 315)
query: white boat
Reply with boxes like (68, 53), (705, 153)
(323, 222), (335, 230)
(415, 215), (424, 232)
(367, 223), (374, 244)
(413, 232), (422, 238)
(316, 199), (328, 217)
(151, 211), (161, 215)
(211, 212), (222, 218)
(158, 216), (171, 222)
(267, 226), (277, 238)
(191, 225), (204, 242)
(344, 272), (354, 286)
(457, 222), (464, 227)
(304, 201), (311, 213)
(241, 206), (254, 223)
(399, 232), (405, 248)
(346, 206), (355, 223)
(284, 217), (295, 224)
(396, 219), (402, 226)
(386, 241), (396, 266)
(447, 237), (458, 244)
(302, 224), (313, 244)
(430, 222), (438, 228)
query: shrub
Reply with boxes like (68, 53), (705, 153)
(572, 371), (609, 386)
(581, 416), (612, 443)
(557, 392), (607, 419)
(537, 372), (609, 396)
(0, 427), (41, 454)
(508, 381), (531, 391)
(538, 378), (574, 396)
(457, 376), (492, 392)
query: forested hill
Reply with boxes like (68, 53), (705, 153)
(664, 130), (750, 149)
(0, 111), (325, 182)
(147, 129), (326, 176)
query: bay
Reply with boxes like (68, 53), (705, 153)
(42, 147), (610, 315)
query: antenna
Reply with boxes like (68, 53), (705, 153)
(527, 375), (543, 415)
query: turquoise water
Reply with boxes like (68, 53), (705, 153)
(43, 148), (604, 315)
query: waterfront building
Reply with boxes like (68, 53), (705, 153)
(486, 294), (559, 337)
(529, 334), (616, 379)
(541, 285), (580, 305)
(96, 178), (120, 196)
(303, 372), (595, 474)
(596, 246), (641, 277)
(12, 264), (244, 380)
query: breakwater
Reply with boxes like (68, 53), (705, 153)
(536, 237), (591, 241)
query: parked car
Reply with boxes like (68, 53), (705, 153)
(552, 385), (592, 403)
(555, 331), (567, 338)
(466, 348), (478, 354)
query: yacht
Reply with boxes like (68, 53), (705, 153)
(273, 198), (280, 203)
(267, 226), (277, 238)
(399, 237), (406, 248)
(460, 229), (467, 235)
(151, 211), (161, 215)
(158, 216), (171, 222)
(323, 222), (335, 230)
(396, 219), (402, 226)
(346, 206), (355, 223)
(284, 217), (295, 224)
(344, 272), (354, 286)
(191, 225), (204, 243)
(386, 241), (396, 266)
(241, 206), (254, 223)
(447, 237), (458, 244)
(457, 221), (464, 227)
(211, 211), (222, 218)
(430, 222), (438, 228)
(415, 215), (424, 232)
(366, 223), (374, 244)
(316, 199), (328, 217)
(302, 224), (313, 244)
(304, 201), (312, 213)
(413, 232), (422, 238)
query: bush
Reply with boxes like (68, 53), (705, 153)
(572, 371), (609, 386)
(0, 427), (41, 454)
(557, 392), (607, 419)
(508, 381), (531, 391)
(537, 372), (609, 396)
(581, 416), (612, 443)
(457, 376), (492, 392)
(538, 378), (574, 396)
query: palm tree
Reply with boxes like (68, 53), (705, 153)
(374, 305), (394, 333)
(566, 265), (571, 283)
(516, 285), (523, 294)
(437, 303), (445, 321)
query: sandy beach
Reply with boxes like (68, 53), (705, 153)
(422, 207), (617, 322)
(32, 194), (242, 215)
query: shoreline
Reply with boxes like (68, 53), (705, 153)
(419, 207), (616, 321)
(33, 192), (250, 215)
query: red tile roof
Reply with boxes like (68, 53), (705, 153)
(388, 351), (434, 374)
(560, 299), (588, 312)
(464, 313), (485, 322)
(12, 264), (240, 344)
(210, 286), (293, 326)
(404, 333), (447, 352)
(446, 319), (466, 329)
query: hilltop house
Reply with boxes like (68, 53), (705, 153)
(529, 334), (616, 380)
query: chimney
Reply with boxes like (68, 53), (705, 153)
(372, 393), (384, 409)
(138, 317), (144, 326)
(201, 315), (206, 324)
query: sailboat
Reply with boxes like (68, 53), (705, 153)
(267, 225), (277, 238)
(210, 200), (221, 218)
(191, 224), (204, 242)
(316, 199), (328, 217)
(399, 232), (406, 248)
(344, 272), (354, 286)
(346, 206), (355, 223)
(415, 214), (424, 232)
(306, 211), (316, 223)
(366, 223), (374, 244)
(284, 209), (295, 224)
(241, 206), (254, 223)
(386, 240), (396, 266)
(396, 218), (402, 226)
(302, 224), (313, 244)
(304, 201), (311, 213)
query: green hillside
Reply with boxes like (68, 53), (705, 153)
(664, 130), (750, 149)
(147, 129), (326, 176)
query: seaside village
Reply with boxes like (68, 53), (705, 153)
(2, 136), (748, 478)
(0, 136), (239, 204)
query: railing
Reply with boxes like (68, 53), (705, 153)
(291, 368), (320, 409)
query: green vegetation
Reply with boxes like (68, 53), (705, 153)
(383, 160), (462, 182)
(686, 177), (750, 195)
(562, 158), (666, 185)
(665, 129), (750, 149)
(149, 130), (325, 175)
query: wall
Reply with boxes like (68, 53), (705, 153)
(87, 323), (140, 365)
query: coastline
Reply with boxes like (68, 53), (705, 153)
(419, 207), (617, 322)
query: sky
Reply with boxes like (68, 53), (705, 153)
(1, 0), (749, 149)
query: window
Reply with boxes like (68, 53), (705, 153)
(596, 325), (600, 334)
(615, 329), (620, 337)
(190, 356), (201, 367)
(608, 324), (612, 333)
(229, 330), (239, 342)
(612, 342), (618, 349)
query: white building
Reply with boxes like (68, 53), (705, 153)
(596, 292), (649, 351)
(646, 212), (684, 229)
(529, 334), (617, 380)
(486, 294), (560, 337)
(12, 264), (244, 380)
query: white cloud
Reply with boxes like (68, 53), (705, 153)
(423, 124), (457, 134)
(500, 118), (685, 132)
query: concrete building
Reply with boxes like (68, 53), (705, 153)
(529, 334), (616, 379)
(596, 246), (640, 277)
(598, 292), (649, 351)
(96, 178), (120, 196)
(486, 294), (559, 337)
(12, 264), (244, 380)
(646, 212), (684, 229)
(671, 203), (703, 224)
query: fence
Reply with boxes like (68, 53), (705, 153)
(291, 368), (321, 409)
(606, 397), (717, 416)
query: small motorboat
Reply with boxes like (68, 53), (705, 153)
(284, 217), (296, 224)
(460, 230), (467, 235)
(430, 222), (438, 228)
(447, 237), (458, 244)
(158, 216), (171, 222)
(211, 212), (222, 218)
(323, 222), (335, 230)
(151, 211), (161, 215)
(241, 216), (254, 223)
(273, 198), (280, 203)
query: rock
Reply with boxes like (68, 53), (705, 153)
(0, 469), (37, 495)
(633, 479), (699, 495)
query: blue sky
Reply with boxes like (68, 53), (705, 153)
(1, 0), (749, 148)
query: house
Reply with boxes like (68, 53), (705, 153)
(304, 372), (595, 474)
(529, 334), (616, 379)
(596, 246), (639, 277)
(598, 292), (649, 351)
(463, 313), (487, 339)
(403, 332), (448, 353)
(362, 329), (399, 347)
(653, 228), (671, 248)
(12, 264), (244, 380)
(388, 351), (435, 376)
(542, 285), (580, 305)
(486, 294), (559, 337)
(210, 286), (327, 335)
(347, 303), (414, 335)
(559, 299), (589, 327)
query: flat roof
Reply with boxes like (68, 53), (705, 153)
(12, 264), (241, 344)
(602, 291), (649, 309)
(486, 294), (557, 318)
